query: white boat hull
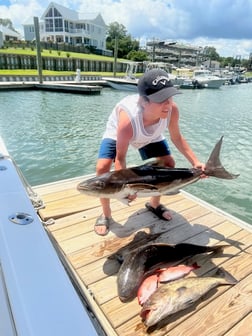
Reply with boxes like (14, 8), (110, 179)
(194, 78), (226, 89)
(103, 77), (138, 92)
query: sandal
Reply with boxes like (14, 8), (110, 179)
(145, 202), (172, 221)
(94, 215), (111, 236)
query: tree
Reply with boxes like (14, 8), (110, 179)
(127, 50), (148, 61)
(202, 46), (220, 61)
(106, 22), (140, 59)
(219, 56), (234, 68)
(107, 22), (127, 40)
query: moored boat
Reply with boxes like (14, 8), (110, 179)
(103, 61), (139, 91)
(192, 69), (226, 88)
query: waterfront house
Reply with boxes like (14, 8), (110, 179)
(23, 2), (107, 53)
(0, 25), (21, 47)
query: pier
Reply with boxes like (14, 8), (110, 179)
(35, 176), (252, 336)
(0, 81), (103, 94)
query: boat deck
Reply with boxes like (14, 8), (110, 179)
(35, 176), (252, 336)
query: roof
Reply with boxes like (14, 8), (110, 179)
(22, 17), (34, 26)
(78, 12), (106, 25)
(23, 2), (106, 27)
(44, 2), (79, 21)
(41, 2), (83, 21)
(0, 25), (21, 38)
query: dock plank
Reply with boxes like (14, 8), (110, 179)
(225, 312), (252, 336)
(35, 178), (252, 336)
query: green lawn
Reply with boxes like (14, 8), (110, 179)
(0, 69), (119, 76)
(0, 48), (130, 76)
(0, 47), (116, 61)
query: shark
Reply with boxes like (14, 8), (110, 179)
(77, 136), (239, 203)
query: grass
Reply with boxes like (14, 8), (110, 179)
(0, 69), (121, 76)
(0, 47), (131, 76)
(0, 47), (119, 61)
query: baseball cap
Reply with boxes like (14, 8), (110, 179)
(137, 68), (181, 103)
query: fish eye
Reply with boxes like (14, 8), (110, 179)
(95, 180), (106, 189)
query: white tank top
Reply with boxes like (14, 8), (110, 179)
(102, 94), (171, 149)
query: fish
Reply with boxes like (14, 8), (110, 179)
(117, 243), (227, 302)
(137, 262), (200, 306)
(157, 262), (200, 283)
(140, 267), (237, 328)
(137, 274), (159, 306)
(77, 136), (239, 204)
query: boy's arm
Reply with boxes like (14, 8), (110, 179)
(114, 109), (133, 170)
(168, 103), (205, 169)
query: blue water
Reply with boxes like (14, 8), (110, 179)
(0, 85), (251, 224)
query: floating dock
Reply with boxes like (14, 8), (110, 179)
(35, 176), (252, 336)
(0, 81), (103, 94)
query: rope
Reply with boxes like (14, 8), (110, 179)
(0, 154), (44, 211)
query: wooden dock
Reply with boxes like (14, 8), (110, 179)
(35, 176), (252, 336)
(0, 81), (103, 94)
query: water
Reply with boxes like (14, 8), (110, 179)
(0, 85), (251, 224)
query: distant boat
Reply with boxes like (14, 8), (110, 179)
(145, 62), (184, 87)
(179, 78), (205, 89)
(103, 62), (139, 92)
(192, 69), (226, 89)
(103, 76), (138, 91)
(175, 68), (205, 89)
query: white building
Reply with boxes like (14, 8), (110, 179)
(23, 2), (107, 52)
(0, 25), (21, 47)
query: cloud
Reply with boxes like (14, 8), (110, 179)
(1, 0), (252, 58)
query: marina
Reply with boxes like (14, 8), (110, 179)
(1, 1), (251, 334)
(0, 76), (251, 335)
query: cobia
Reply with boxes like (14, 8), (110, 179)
(77, 136), (239, 203)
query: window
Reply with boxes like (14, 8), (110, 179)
(53, 8), (62, 17)
(45, 18), (54, 32)
(64, 21), (69, 32)
(45, 8), (53, 17)
(55, 18), (63, 32)
(84, 38), (90, 45)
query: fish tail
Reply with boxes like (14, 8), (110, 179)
(205, 136), (239, 179)
(214, 267), (238, 285)
(204, 244), (230, 254)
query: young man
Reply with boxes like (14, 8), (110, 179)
(95, 68), (205, 235)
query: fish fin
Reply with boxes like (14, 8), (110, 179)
(118, 197), (131, 205)
(205, 136), (239, 179)
(214, 267), (238, 285)
(163, 190), (181, 195)
(205, 244), (230, 254)
(145, 160), (165, 167)
(182, 298), (195, 309)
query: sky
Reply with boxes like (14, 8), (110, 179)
(0, 0), (252, 59)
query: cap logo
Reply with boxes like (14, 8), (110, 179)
(152, 75), (169, 86)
